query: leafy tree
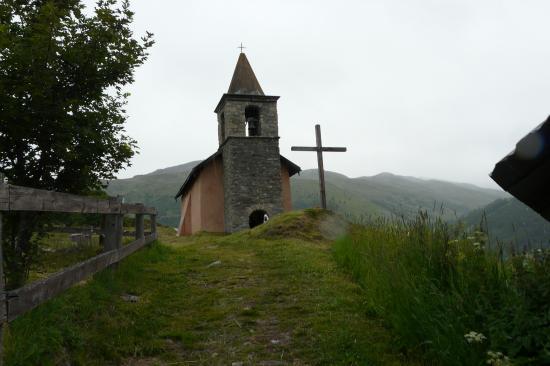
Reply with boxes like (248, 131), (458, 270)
(0, 0), (154, 287)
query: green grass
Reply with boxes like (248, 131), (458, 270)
(28, 231), (146, 282)
(29, 232), (102, 282)
(5, 210), (419, 365)
(333, 213), (550, 365)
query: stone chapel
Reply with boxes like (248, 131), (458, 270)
(175, 52), (301, 235)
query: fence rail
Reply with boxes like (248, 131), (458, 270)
(6, 233), (156, 321)
(0, 184), (156, 214)
(0, 183), (158, 363)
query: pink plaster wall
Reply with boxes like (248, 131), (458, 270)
(281, 165), (292, 212)
(177, 195), (192, 236)
(177, 156), (224, 235)
(199, 157), (225, 232)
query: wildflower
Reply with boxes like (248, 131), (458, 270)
(464, 331), (486, 344)
(522, 252), (534, 268)
(472, 242), (484, 252)
(486, 350), (511, 365)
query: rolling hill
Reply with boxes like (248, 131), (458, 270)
(106, 161), (200, 227)
(462, 197), (550, 249)
(292, 170), (507, 222)
(106, 161), (508, 227)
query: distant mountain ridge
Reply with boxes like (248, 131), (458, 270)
(107, 161), (549, 246)
(107, 161), (508, 228)
(291, 169), (507, 222)
(145, 161), (201, 176)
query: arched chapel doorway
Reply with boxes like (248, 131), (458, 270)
(249, 209), (269, 228)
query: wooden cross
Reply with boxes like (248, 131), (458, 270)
(238, 42), (246, 53)
(291, 124), (347, 209)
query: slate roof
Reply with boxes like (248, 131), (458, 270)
(227, 53), (264, 95)
(174, 150), (301, 200)
(491, 115), (550, 221)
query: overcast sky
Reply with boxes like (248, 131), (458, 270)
(96, 0), (550, 188)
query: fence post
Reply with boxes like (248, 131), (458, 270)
(150, 214), (157, 237)
(101, 197), (123, 253)
(135, 212), (144, 241)
(0, 186), (5, 365)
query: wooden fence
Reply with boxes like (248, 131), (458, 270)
(0, 183), (158, 363)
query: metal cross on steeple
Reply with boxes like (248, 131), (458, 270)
(291, 124), (347, 209)
(238, 42), (246, 53)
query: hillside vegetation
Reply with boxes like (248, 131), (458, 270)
(462, 197), (550, 249)
(107, 162), (549, 251)
(106, 161), (200, 226)
(292, 170), (506, 222)
(107, 162), (507, 227)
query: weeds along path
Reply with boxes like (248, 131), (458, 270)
(6, 210), (417, 365)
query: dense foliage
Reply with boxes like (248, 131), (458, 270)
(334, 213), (550, 365)
(0, 0), (153, 287)
(0, 0), (153, 191)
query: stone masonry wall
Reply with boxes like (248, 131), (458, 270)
(222, 136), (283, 232)
(218, 100), (278, 145)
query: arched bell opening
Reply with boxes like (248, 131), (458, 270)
(249, 209), (269, 228)
(245, 105), (260, 137)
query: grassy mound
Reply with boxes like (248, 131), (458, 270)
(241, 208), (348, 242)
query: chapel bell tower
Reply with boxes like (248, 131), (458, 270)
(214, 52), (285, 232)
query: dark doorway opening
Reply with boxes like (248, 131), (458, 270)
(249, 209), (269, 228)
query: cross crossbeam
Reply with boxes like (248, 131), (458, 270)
(291, 147), (347, 152)
(291, 124), (347, 209)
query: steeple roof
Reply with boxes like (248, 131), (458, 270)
(227, 53), (264, 95)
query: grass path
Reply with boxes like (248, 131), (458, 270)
(6, 211), (418, 365)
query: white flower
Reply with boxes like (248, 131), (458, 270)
(472, 242), (484, 252)
(486, 350), (511, 366)
(464, 331), (486, 344)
